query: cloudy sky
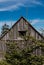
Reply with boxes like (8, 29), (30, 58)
(0, 0), (44, 33)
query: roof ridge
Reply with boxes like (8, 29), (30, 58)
(0, 16), (44, 40)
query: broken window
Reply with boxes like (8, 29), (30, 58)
(19, 31), (26, 37)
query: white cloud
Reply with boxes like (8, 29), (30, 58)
(0, 0), (43, 11)
(29, 19), (44, 33)
(0, 3), (24, 11)
(0, 21), (16, 27)
(31, 0), (43, 5)
(0, 0), (6, 2)
(30, 19), (44, 25)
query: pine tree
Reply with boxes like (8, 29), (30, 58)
(1, 23), (10, 36)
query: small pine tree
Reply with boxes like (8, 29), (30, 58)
(1, 23), (10, 36)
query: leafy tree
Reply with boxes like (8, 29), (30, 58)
(5, 36), (44, 65)
(1, 23), (10, 36)
(0, 60), (11, 65)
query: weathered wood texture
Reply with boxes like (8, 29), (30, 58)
(0, 17), (44, 59)
(0, 40), (42, 59)
(1, 17), (43, 40)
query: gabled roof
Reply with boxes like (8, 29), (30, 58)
(0, 16), (44, 40)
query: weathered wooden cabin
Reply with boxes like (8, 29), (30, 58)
(0, 17), (44, 59)
(0, 17), (44, 40)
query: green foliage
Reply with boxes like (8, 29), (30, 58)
(1, 23), (10, 36)
(5, 39), (44, 65)
(0, 60), (11, 65)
